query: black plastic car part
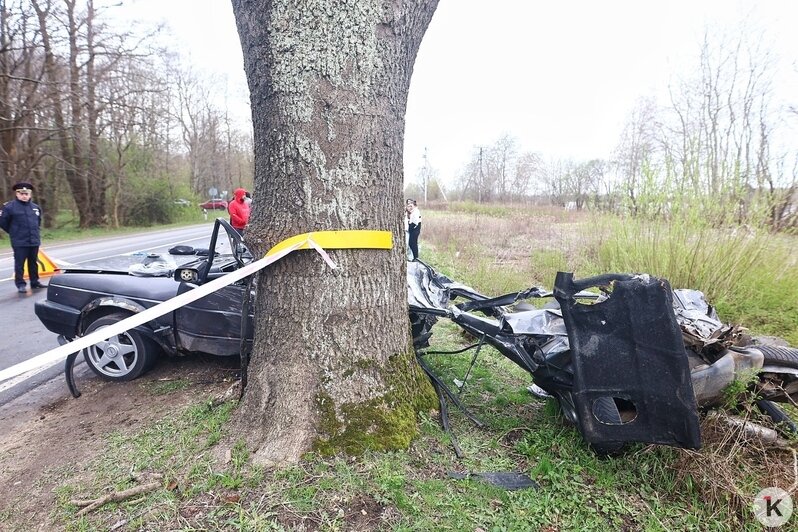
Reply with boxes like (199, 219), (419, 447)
(447, 471), (539, 490)
(553, 272), (701, 449)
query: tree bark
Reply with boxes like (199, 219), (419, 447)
(232, 0), (438, 465)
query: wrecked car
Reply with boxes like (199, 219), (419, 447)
(34, 219), (255, 382)
(408, 260), (798, 454)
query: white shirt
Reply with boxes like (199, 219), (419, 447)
(408, 207), (421, 226)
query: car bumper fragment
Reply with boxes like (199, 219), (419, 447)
(34, 299), (81, 338)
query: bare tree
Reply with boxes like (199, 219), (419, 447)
(612, 97), (660, 216)
(103, 57), (168, 226)
(453, 147), (486, 202)
(511, 151), (542, 201)
(231, 0), (438, 465)
(171, 63), (239, 198)
(486, 134), (516, 201)
(452, 136), (531, 202)
(659, 24), (786, 225)
(3, 1), (254, 228)
(28, 0), (172, 226)
(570, 159), (604, 210)
(540, 157), (569, 207)
(587, 158), (618, 212)
(0, 0), (54, 215)
(32, 0), (125, 226)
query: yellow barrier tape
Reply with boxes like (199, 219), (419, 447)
(266, 230), (392, 257)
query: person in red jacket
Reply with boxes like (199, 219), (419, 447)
(228, 187), (251, 235)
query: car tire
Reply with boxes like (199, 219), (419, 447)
(756, 399), (798, 435)
(757, 344), (798, 370)
(82, 313), (159, 381)
(586, 397), (627, 456)
(751, 345), (798, 404)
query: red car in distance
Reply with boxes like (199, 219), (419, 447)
(199, 198), (228, 210)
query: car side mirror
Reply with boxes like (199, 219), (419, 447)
(175, 267), (200, 284)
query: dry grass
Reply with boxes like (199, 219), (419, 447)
(671, 412), (798, 522)
(421, 206), (605, 293)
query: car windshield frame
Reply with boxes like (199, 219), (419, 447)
(200, 218), (249, 284)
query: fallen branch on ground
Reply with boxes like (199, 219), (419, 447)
(70, 474), (164, 517)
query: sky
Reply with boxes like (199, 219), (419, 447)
(122, 0), (797, 185)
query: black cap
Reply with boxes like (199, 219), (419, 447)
(12, 182), (33, 192)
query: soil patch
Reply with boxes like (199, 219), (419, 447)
(0, 354), (238, 529)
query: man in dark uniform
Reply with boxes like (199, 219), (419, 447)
(0, 182), (45, 293)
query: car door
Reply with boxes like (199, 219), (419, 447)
(173, 278), (254, 357)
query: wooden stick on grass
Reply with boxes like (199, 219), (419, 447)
(70, 478), (163, 517)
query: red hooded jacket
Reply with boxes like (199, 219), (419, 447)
(228, 188), (251, 230)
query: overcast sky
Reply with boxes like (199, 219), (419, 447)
(124, 0), (797, 185)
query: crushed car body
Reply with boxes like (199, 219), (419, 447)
(407, 260), (798, 453)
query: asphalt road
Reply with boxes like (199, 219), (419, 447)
(0, 223), (216, 406)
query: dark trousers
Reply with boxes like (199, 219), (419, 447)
(408, 225), (421, 260)
(13, 246), (39, 287)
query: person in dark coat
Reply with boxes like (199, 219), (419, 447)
(0, 182), (45, 293)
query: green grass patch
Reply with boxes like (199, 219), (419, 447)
(593, 215), (798, 343)
(47, 337), (784, 531)
(31, 208), (209, 244)
(142, 378), (192, 395)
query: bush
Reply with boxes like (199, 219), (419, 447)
(120, 182), (176, 226)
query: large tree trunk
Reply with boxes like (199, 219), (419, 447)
(232, 0), (438, 465)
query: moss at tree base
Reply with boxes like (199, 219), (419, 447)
(312, 347), (437, 456)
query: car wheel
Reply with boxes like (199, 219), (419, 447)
(586, 397), (626, 456)
(756, 399), (798, 435)
(82, 313), (159, 381)
(556, 392), (626, 455)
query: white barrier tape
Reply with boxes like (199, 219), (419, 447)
(307, 237), (337, 269)
(0, 365), (60, 393)
(0, 237), (315, 390)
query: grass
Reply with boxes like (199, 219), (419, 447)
(14, 202), (798, 530)
(55, 397), (244, 531)
(420, 207), (598, 295)
(421, 206), (798, 345)
(142, 378), (193, 395)
(48, 321), (791, 530)
(590, 215), (798, 346)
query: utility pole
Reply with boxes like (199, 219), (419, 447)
(478, 147), (484, 203)
(422, 147), (429, 203)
